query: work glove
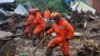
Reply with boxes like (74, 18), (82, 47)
(45, 32), (49, 36)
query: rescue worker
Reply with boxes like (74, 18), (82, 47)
(45, 12), (75, 56)
(32, 8), (46, 46)
(24, 9), (35, 38)
(43, 7), (51, 22)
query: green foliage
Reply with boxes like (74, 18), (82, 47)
(16, 0), (68, 13)
(47, 0), (68, 13)
(16, 0), (26, 4)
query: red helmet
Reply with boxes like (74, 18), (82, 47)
(35, 8), (39, 12)
(28, 9), (34, 14)
(28, 9), (36, 14)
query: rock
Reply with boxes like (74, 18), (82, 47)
(74, 32), (83, 37)
(0, 31), (12, 38)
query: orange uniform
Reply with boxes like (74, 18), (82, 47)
(24, 14), (34, 38)
(47, 18), (74, 56)
(44, 10), (51, 19)
(24, 12), (46, 38)
(33, 12), (46, 35)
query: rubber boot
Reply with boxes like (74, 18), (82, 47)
(35, 37), (40, 45)
(45, 48), (53, 56)
(32, 35), (36, 46)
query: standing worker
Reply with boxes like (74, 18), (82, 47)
(45, 12), (75, 56)
(43, 7), (51, 22)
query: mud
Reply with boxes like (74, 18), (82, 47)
(0, 15), (100, 56)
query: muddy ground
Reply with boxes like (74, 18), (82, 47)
(15, 18), (100, 56)
(0, 16), (100, 56)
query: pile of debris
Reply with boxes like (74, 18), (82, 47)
(0, 0), (30, 32)
(77, 39), (100, 56)
(65, 10), (100, 29)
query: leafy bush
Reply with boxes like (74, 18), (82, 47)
(16, 0), (26, 4)
(16, 0), (68, 13)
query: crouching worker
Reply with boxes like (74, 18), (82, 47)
(24, 8), (46, 46)
(31, 8), (46, 46)
(24, 9), (35, 38)
(45, 12), (75, 56)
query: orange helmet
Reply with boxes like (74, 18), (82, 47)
(53, 12), (60, 17)
(53, 12), (61, 23)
